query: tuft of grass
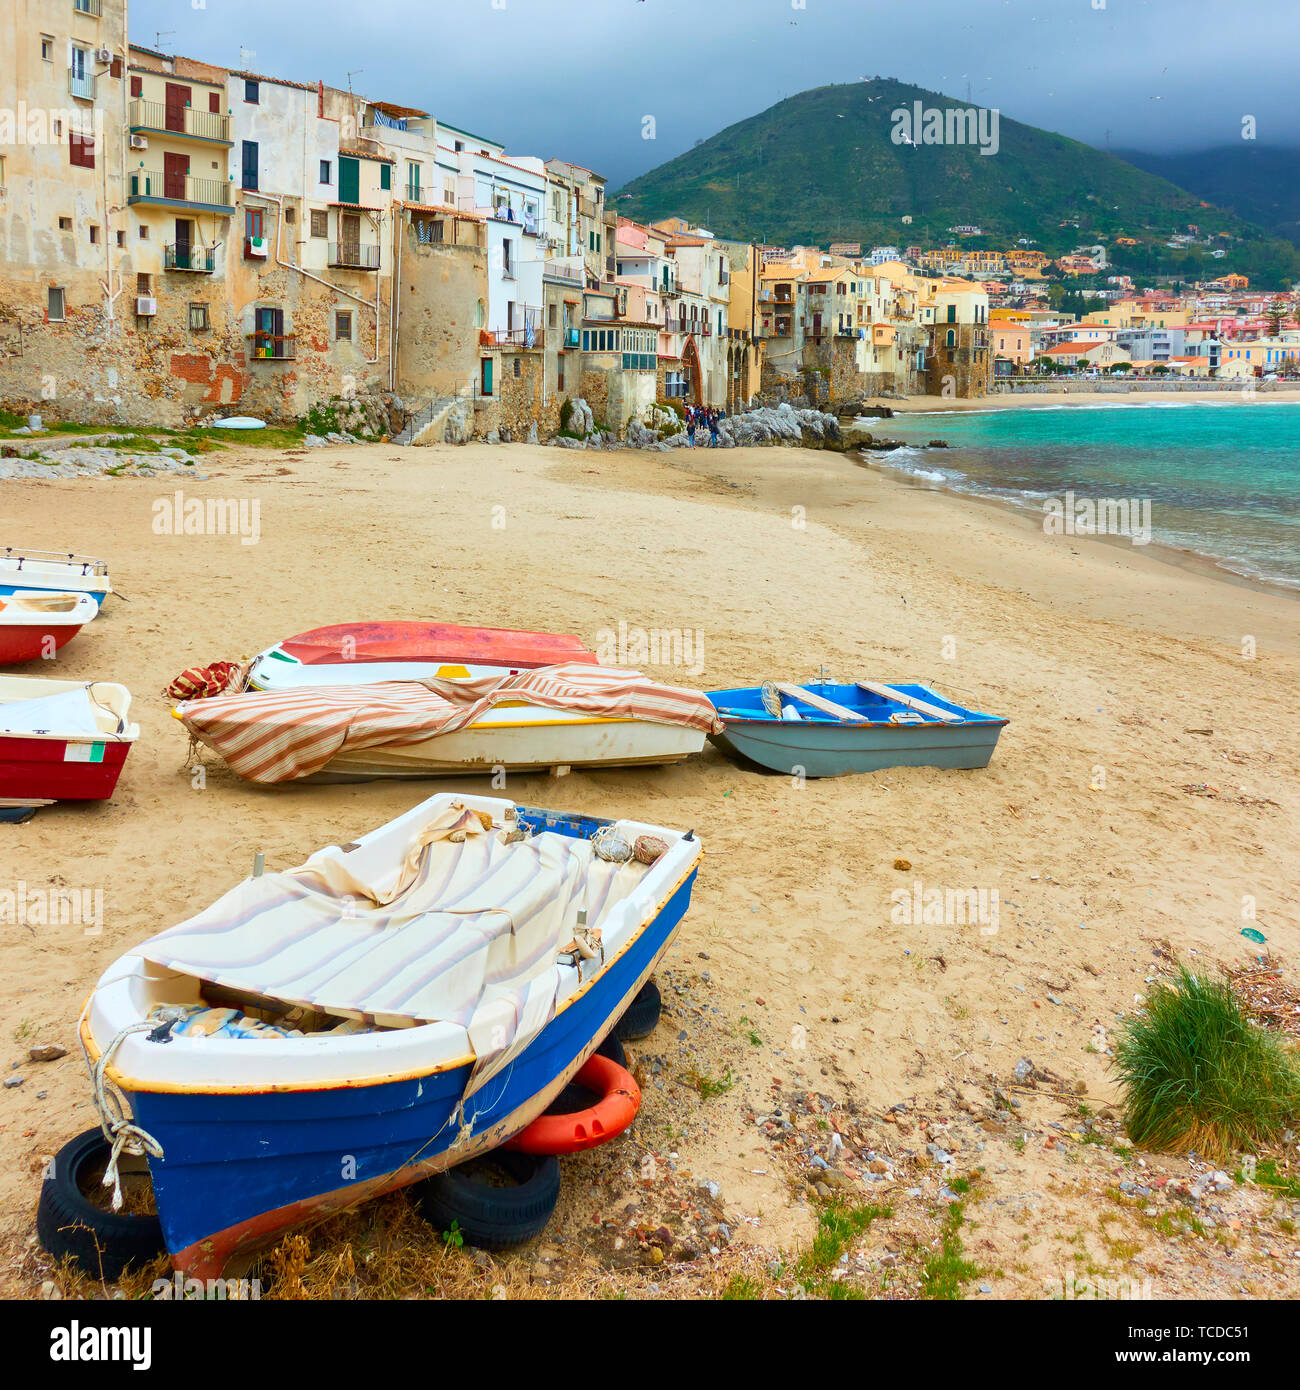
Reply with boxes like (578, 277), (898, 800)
(1112, 965), (1300, 1160)
(682, 1066), (734, 1100)
(920, 1199), (981, 1300)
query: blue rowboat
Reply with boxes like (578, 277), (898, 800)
(79, 793), (701, 1275)
(0, 549), (112, 612)
(708, 680), (1008, 777)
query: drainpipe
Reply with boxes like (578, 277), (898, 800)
(245, 190), (380, 365)
(390, 202), (403, 393)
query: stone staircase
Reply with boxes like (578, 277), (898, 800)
(392, 395), (469, 446)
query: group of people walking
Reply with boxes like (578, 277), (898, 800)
(684, 405), (725, 447)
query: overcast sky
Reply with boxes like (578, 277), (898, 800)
(129, 0), (1298, 186)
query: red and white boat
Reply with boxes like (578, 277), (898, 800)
(0, 677), (139, 801)
(247, 621), (598, 694)
(0, 591), (98, 663)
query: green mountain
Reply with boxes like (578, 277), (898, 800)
(1116, 146), (1300, 248)
(614, 80), (1300, 285)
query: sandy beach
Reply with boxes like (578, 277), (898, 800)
(3, 437), (1297, 1299)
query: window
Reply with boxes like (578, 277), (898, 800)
(335, 310), (352, 342)
(88, 225), (98, 244)
(319, 160), (332, 185)
(245, 208), (264, 241)
(116, 230), (124, 247)
(41, 36), (54, 62)
(130, 75), (142, 98)
(138, 224), (149, 240)
(137, 273), (151, 295)
(284, 206), (295, 224)
(406, 162), (421, 201)
(69, 129), (95, 169)
(310, 209), (327, 238)
(513, 358), (521, 379)
(241, 140), (258, 191)
(189, 303), (210, 332)
(245, 79), (259, 104)
(48, 288), (65, 322)
(58, 216), (72, 231)
(548, 304), (557, 328)
(209, 92), (221, 114)
(501, 239), (514, 278)
(443, 180), (455, 206)
(946, 328), (956, 348)
(380, 164), (391, 191)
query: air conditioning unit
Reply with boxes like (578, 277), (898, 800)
(96, 47), (113, 66)
(129, 134), (148, 150)
(136, 296), (157, 316)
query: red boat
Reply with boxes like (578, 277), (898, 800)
(0, 591), (98, 664)
(0, 677), (139, 801)
(278, 622), (597, 669)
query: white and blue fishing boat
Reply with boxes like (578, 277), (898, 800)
(0, 548), (112, 612)
(75, 793), (700, 1275)
(708, 679), (1008, 777)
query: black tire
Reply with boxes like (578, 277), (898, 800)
(413, 1150), (560, 1251)
(594, 1033), (627, 1068)
(37, 1129), (165, 1281)
(613, 978), (662, 1042)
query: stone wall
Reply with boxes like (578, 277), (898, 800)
(473, 348), (559, 441)
(395, 240), (485, 403)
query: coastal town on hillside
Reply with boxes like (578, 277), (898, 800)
(4, 0), (1300, 446)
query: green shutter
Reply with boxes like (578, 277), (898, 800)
(339, 157), (360, 205)
(380, 163), (391, 191)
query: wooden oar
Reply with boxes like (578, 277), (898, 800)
(856, 681), (961, 723)
(774, 682), (864, 722)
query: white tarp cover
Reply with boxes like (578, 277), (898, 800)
(0, 686), (104, 735)
(138, 804), (632, 1095)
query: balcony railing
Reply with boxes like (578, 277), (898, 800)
(73, 0), (103, 15)
(129, 169), (234, 212)
(130, 99), (231, 144)
(68, 71), (96, 102)
(328, 242), (381, 269)
(164, 243), (216, 273)
(249, 333), (294, 361)
(488, 325), (543, 348)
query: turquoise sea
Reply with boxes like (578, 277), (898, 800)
(878, 401), (1300, 592)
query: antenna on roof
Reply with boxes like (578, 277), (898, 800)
(155, 30), (174, 52)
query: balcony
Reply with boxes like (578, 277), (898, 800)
(487, 325), (543, 348)
(68, 70), (96, 102)
(129, 169), (235, 215)
(130, 99), (232, 146)
(164, 243), (216, 273)
(249, 333), (294, 361)
(563, 327), (580, 349)
(328, 242), (381, 270)
(73, 0), (103, 15)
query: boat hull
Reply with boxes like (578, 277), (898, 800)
(0, 733), (133, 800)
(0, 622), (87, 663)
(308, 719), (706, 781)
(278, 622), (596, 670)
(708, 720), (1004, 777)
(122, 867), (697, 1275)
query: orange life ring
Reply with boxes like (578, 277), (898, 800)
(506, 1054), (641, 1155)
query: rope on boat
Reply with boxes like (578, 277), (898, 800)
(86, 1006), (188, 1212)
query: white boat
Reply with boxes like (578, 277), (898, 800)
(175, 665), (717, 784)
(306, 700), (708, 781)
(0, 549), (112, 611)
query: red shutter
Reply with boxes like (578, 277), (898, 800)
(69, 130), (95, 170)
(130, 75), (143, 97)
(209, 92), (221, 114)
(110, 57), (122, 79)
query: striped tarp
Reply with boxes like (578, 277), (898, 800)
(178, 662), (722, 784)
(138, 803), (649, 1094)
